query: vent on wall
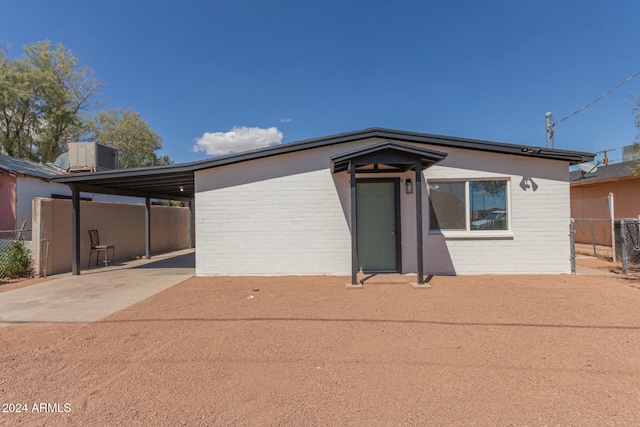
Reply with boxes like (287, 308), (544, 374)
(68, 142), (118, 172)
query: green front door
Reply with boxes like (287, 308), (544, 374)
(357, 181), (398, 272)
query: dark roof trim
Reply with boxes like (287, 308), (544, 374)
(330, 141), (448, 173)
(52, 128), (594, 185)
(186, 127), (594, 170)
(50, 127), (594, 200)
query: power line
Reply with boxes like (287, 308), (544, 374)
(546, 70), (640, 148)
(556, 70), (640, 125)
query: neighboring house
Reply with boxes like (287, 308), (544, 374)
(52, 128), (593, 277)
(570, 160), (640, 218)
(0, 154), (140, 232)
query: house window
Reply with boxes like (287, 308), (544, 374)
(428, 179), (509, 232)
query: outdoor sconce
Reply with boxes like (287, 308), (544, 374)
(406, 178), (413, 194)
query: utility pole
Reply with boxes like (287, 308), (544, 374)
(545, 112), (555, 148)
(596, 148), (616, 165)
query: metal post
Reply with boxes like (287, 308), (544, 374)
(570, 219), (576, 274)
(415, 162), (424, 284)
(621, 220), (628, 275)
(350, 162), (358, 285)
(71, 185), (81, 275)
(609, 193), (616, 262)
(589, 219), (596, 257)
(145, 197), (151, 260)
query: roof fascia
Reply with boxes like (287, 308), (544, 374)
(188, 127), (594, 172)
(68, 183), (191, 202)
(51, 166), (194, 184)
(49, 128), (596, 185)
(571, 175), (639, 187)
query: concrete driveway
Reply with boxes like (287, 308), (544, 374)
(0, 248), (194, 326)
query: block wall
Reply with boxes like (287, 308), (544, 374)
(195, 139), (572, 276)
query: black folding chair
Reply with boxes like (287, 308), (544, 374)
(88, 229), (115, 268)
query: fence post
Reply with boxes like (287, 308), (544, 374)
(609, 193), (616, 262)
(570, 219), (576, 274)
(621, 219), (628, 275)
(589, 219), (596, 256)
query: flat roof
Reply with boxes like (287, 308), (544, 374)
(52, 127), (596, 199)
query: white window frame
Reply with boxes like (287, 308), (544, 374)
(427, 178), (512, 239)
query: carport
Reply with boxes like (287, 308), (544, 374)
(52, 164), (195, 275)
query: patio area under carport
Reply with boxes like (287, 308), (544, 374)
(0, 248), (194, 326)
(51, 164), (196, 275)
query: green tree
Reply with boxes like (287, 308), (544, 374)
(0, 41), (100, 162)
(0, 46), (42, 159)
(87, 108), (172, 168)
(25, 40), (100, 162)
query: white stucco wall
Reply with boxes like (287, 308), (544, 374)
(195, 138), (571, 276)
(16, 176), (143, 232)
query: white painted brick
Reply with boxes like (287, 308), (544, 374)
(195, 139), (573, 276)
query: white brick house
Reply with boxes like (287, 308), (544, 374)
(194, 128), (593, 280)
(53, 128), (594, 280)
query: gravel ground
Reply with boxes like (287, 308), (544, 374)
(0, 277), (51, 294)
(1, 272), (639, 426)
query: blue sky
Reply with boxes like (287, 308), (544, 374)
(2, 0), (639, 164)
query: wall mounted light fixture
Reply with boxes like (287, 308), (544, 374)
(406, 178), (413, 194)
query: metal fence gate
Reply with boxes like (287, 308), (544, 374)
(615, 218), (640, 274)
(570, 194), (615, 261)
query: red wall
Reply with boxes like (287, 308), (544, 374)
(571, 178), (640, 219)
(0, 173), (17, 230)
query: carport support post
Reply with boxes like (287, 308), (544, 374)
(145, 197), (151, 260)
(350, 162), (358, 285)
(189, 197), (195, 249)
(71, 185), (81, 275)
(415, 162), (424, 284)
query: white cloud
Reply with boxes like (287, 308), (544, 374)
(280, 118), (292, 123)
(193, 126), (284, 155)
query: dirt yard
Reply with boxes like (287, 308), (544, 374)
(1, 272), (639, 426)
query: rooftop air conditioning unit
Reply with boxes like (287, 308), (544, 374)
(622, 144), (640, 162)
(68, 142), (118, 172)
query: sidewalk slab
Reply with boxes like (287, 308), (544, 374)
(0, 249), (194, 326)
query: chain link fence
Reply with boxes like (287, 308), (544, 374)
(616, 219), (640, 274)
(571, 195), (615, 261)
(0, 229), (34, 280)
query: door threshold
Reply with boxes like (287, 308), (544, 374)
(358, 272), (407, 285)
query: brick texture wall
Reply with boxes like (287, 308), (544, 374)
(195, 140), (571, 276)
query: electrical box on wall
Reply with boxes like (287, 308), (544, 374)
(68, 142), (118, 172)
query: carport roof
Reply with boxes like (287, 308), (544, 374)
(52, 164), (195, 201)
(51, 127), (595, 200)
